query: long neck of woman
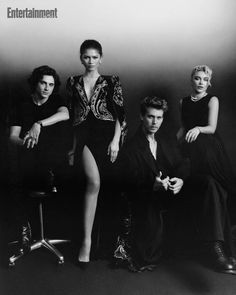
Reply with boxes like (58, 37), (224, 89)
(84, 69), (100, 79)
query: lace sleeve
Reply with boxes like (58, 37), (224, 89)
(111, 75), (128, 144)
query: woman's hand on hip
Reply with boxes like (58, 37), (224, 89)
(107, 139), (119, 163)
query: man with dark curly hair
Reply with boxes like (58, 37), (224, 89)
(9, 65), (69, 252)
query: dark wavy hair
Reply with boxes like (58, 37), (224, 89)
(28, 65), (61, 93)
(140, 96), (168, 116)
(80, 39), (103, 56)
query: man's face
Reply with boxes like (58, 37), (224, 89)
(141, 107), (164, 135)
(35, 75), (55, 100)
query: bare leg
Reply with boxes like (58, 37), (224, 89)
(78, 146), (100, 262)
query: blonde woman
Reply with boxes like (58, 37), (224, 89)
(177, 65), (236, 274)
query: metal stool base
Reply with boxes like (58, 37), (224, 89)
(9, 199), (70, 267)
(9, 238), (69, 266)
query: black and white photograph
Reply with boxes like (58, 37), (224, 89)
(1, 0), (236, 294)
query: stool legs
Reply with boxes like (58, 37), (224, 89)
(9, 201), (69, 266)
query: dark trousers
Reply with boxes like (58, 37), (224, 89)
(184, 175), (233, 254)
(131, 195), (164, 265)
(129, 174), (234, 265)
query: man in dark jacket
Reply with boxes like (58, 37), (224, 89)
(114, 96), (236, 274)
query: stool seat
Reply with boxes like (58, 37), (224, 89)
(29, 187), (57, 199)
(30, 191), (48, 198)
(9, 188), (69, 267)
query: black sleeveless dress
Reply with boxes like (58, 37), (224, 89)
(181, 94), (235, 193)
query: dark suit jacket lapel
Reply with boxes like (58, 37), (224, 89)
(157, 139), (172, 166)
(134, 127), (160, 175)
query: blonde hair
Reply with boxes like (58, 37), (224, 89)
(191, 65), (213, 86)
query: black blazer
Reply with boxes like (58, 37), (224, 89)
(117, 126), (190, 198)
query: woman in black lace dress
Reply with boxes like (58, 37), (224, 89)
(67, 40), (127, 265)
(177, 65), (236, 272)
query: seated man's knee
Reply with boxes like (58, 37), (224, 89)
(201, 175), (216, 187)
(193, 174), (226, 203)
(191, 174), (216, 189)
(184, 174), (217, 200)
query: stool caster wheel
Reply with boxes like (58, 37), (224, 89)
(58, 258), (64, 265)
(9, 261), (15, 267)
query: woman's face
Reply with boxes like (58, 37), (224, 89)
(80, 48), (102, 72)
(191, 71), (211, 94)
